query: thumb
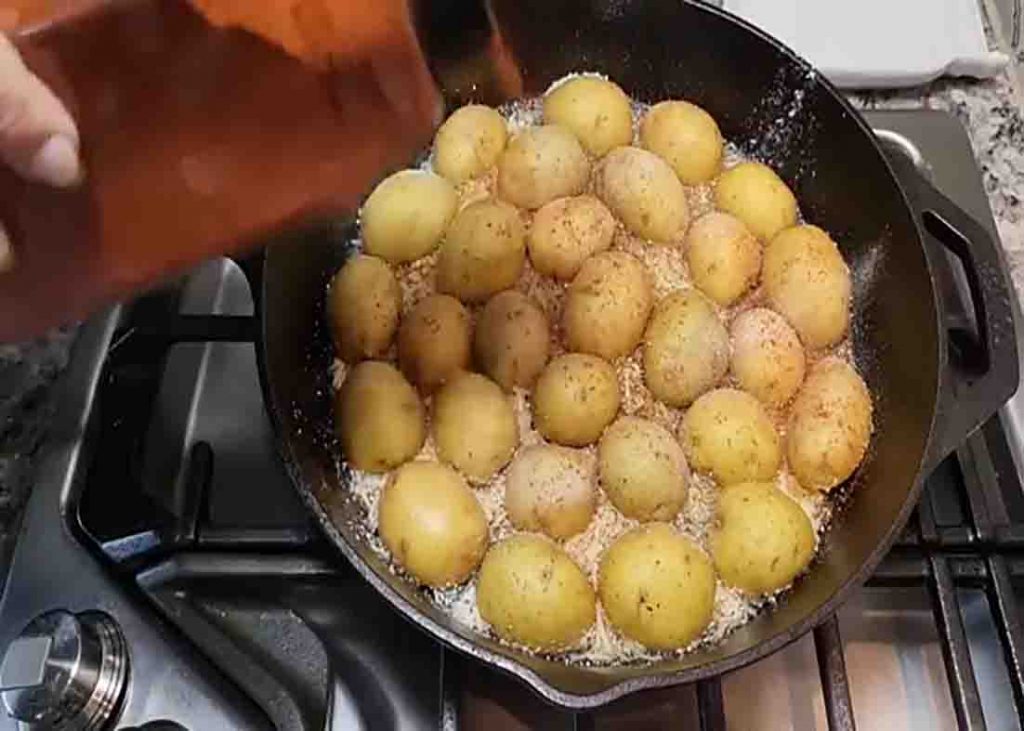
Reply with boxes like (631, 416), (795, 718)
(0, 35), (80, 187)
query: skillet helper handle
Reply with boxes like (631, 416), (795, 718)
(896, 160), (1019, 471)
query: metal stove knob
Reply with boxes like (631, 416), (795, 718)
(0, 610), (129, 730)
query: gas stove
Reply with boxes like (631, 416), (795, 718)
(0, 110), (1023, 730)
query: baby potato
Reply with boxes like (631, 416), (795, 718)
(398, 294), (471, 392)
(505, 445), (596, 539)
(528, 195), (616, 280)
(433, 104), (508, 184)
(763, 225), (852, 349)
(326, 254), (401, 363)
(564, 251), (654, 360)
(335, 361), (425, 473)
(598, 524), (715, 650)
(598, 417), (688, 521)
(477, 534), (596, 651)
(643, 290), (729, 407)
(714, 161), (797, 241)
(730, 307), (806, 407)
(542, 76), (633, 156)
(711, 481), (815, 594)
(433, 373), (518, 482)
(362, 170), (457, 263)
(788, 357), (872, 491)
(595, 146), (690, 243)
(379, 461), (488, 587)
(680, 388), (781, 485)
(639, 100), (724, 184)
(474, 291), (550, 390)
(496, 125), (590, 209)
(437, 199), (526, 303)
(686, 211), (761, 306)
(533, 353), (621, 447)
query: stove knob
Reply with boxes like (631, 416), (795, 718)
(0, 610), (129, 730)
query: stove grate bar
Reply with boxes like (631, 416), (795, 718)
(696, 676), (725, 731)
(985, 554), (1024, 721)
(813, 617), (855, 731)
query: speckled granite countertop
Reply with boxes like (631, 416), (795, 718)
(1, 4), (1023, 556)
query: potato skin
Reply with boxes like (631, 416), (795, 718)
(533, 353), (621, 447)
(398, 294), (471, 392)
(433, 373), (519, 482)
(528, 195), (616, 280)
(639, 100), (723, 184)
(598, 524), (715, 650)
(643, 290), (729, 407)
(598, 417), (688, 521)
(710, 481), (815, 594)
(685, 212), (761, 306)
(563, 251), (654, 360)
(543, 76), (633, 156)
(505, 445), (596, 539)
(596, 146), (690, 243)
(433, 104), (508, 184)
(474, 291), (550, 390)
(496, 125), (590, 209)
(437, 199), (526, 303)
(763, 225), (852, 349)
(787, 357), (872, 491)
(729, 307), (806, 407)
(378, 461), (488, 587)
(477, 534), (596, 651)
(327, 255), (401, 363)
(362, 170), (458, 263)
(680, 388), (781, 485)
(714, 162), (797, 242)
(335, 361), (426, 473)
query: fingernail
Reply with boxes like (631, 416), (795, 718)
(0, 226), (14, 273)
(29, 134), (81, 188)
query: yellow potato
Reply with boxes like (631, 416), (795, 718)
(505, 445), (596, 539)
(542, 76), (633, 156)
(477, 534), (596, 651)
(496, 125), (590, 209)
(433, 373), (518, 482)
(711, 481), (815, 594)
(433, 104), (508, 184)
(763, 225), (851, 349)
(528, 195), (616, 280)
(361, 170), (457, 263)
(643, 290), (729, 407)
(326, 254), (401, 363)
(787, 357), (872, 491)
(685, 211), (761, 306)
(598, 524), (715, 650)
(680, 388), (781, 485)
(714, 162), (797, 241)
(595, 146), (690, 243)
(436, 199), (526, 303)
(378, 461), (488, 587)
(397, 294), (471, 393)
(533, 353), (621, 447)
(598, 416), (688, 521)
(563, 251), (653, 360)
(474, 290), (550, 390)
(639, 100), (723, 184)
(730, 307), (806, 407)
(335, 361), (425, 473)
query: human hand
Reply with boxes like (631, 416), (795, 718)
(0, 35), (81, 269)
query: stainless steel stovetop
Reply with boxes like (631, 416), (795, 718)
(0, 110), (1022, 731)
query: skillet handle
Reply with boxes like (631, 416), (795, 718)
(892, 157), (1019, 471)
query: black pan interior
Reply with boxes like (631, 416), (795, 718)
(259, 0), (940, 705)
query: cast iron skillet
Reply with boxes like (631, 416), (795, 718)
(257, 0), (1019, 708)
